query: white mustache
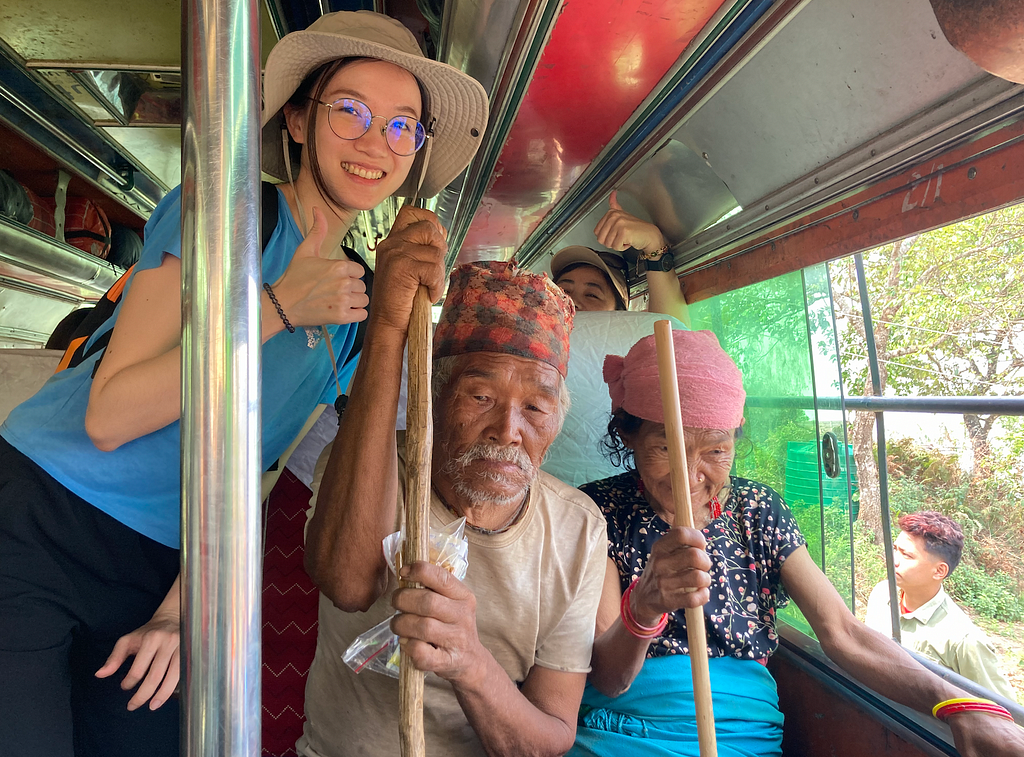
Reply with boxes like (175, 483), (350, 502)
(444, 443), (535, 480)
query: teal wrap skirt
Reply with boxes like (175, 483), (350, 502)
(568, 654), (783, 757)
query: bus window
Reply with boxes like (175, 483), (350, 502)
(686, 201), (1024, 706)
(830, 202), (1024, 704)
(687, 264), (858, 637)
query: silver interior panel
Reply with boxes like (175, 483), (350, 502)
(671, 0), (985, 208)
(441, 0), (527, 93)
(0, 286), (78, 347)
(102, 126), (182, 190)
(541, 0), (1006, 277)
(541, 140), (740, 273)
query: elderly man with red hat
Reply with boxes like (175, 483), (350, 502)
(301, 209), (606, 757)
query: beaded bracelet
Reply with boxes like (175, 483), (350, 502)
(620, 580), (668, 639)
(932, 697), (1014, 723)
(639, 244), (670, 261)
(263, 283), (295, 334)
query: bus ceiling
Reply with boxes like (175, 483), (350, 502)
(1, 0), (1023, 297)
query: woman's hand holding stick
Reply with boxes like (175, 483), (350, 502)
(653, 319), (718, 757)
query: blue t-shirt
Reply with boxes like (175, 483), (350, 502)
(1, 186), (358, 548)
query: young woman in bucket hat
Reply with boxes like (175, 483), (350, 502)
(0, 11), (487, 756)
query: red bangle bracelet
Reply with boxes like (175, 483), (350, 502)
(934, 701), (1014, 723)
(621, 580), (668, 639)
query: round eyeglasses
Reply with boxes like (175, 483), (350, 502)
(315, 98), (427, 156)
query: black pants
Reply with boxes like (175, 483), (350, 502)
(0, 436), (180, 757)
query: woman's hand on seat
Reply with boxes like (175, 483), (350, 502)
(632, 526), (711, 624)
(594, 191), (667, 255)
(95, 607), (180, 711)
(271, 205), (370, 328)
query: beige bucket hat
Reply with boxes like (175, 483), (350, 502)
(550, 246), (630, 309)
(262, 11), (488, 198)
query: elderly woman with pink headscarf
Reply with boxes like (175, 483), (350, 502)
(567, 329), (1024, 757)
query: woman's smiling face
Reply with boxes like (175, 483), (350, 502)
(287, 58), (422, 211)
(624, 421), (736, 523)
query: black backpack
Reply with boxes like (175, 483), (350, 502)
(54, 182), (374, 375)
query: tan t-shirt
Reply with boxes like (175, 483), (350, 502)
(298, 439), (608, 757)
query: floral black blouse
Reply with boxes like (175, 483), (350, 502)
(580, 472), (807, 661)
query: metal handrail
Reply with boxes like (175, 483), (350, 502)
(0, 216), (123, 297)
(742, 394), (1024, 415)
(180, 0), (262, 754)
(0, 82), (130, 189)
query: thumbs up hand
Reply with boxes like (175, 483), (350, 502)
(594, 190), (668, 255)
(270, 206), (369, 328)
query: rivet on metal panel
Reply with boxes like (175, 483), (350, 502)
(726, 224), (731, 230)
(870, 149), (876, 157)
(770, 241), (776, 251)
(967, 167), (977, 179)
(852, 209), (859, 221)
(471, 128), (480, 137)
(764, 204), (769, 211)
(814, 177), (820, 185)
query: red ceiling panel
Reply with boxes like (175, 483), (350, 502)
(461, 0), (727, 258)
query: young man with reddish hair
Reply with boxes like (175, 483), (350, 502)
(866, 511), (1015, 701)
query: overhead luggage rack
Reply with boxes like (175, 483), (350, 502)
(0, 38), (166, 218)
(0, 215), (124, 301)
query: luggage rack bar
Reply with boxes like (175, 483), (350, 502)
(0, 39), (165, 215)
(743, 394), (1024, 415)
(0, 216), (123, 299)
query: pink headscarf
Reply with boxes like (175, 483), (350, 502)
(603, 330), (746, 429)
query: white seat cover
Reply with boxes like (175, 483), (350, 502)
(542, 311), (687, 489)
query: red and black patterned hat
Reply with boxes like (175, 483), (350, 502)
(434, 261), (575, 377)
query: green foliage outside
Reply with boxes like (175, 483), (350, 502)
(947, 565), (1024, 624)
(690, 267), (859, 638)
(829, 204), (1024, 666)
(879, 436), (1024, 623)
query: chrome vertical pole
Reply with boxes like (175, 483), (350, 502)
(180, 0), (263, 752)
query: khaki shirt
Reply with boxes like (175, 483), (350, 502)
(865, 581), (1016, 702)
(298, 440), (608, 757)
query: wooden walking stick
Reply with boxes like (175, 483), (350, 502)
(654, 319), (718, 757)
(400, 286), (434, 757)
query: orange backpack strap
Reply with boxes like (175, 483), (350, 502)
(53, 181), (282, 375)
(54, 264), (136, 374)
